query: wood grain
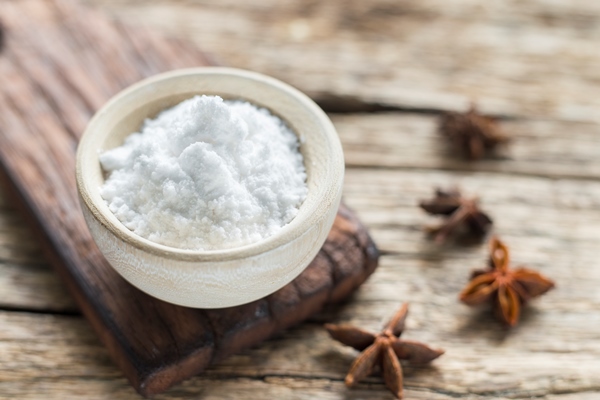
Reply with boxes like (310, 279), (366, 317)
(3, 0), (600, 399)
(0, 0), (378, 397)
(3, 109), (600, 398)
(87, 0), (600, 121)
(335, 113), (600, 180)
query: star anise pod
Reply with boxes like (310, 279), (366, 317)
(325, 303), (444, 399)
(439, 105), (509, 160)
(419, 187), (492, 243)
(460, 237), (555, 327)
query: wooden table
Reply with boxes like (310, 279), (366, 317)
(2, 1), (600, 399)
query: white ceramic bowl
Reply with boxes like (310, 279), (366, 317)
(76, 68), (344, 308)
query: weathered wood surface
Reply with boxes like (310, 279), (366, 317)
(3, 0), (600, 399)
(0, 0), (379, 398)
(86, 0), (600, 121)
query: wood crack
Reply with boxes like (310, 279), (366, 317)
(0, 305), (80, 317)
(345, 164), (600, 182)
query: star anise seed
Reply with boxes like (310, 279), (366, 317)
(439, 105), (509, 160)
(419, 187), (492, 243)
(325, 303), (444, 399)
(460, 236), (555, 326)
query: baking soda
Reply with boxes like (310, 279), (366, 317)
(99, 95), (307, 250)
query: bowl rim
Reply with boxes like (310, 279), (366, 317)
(76, 67), (344, 262)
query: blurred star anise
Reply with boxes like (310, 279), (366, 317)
(460, 237), (555, 327)
(419, 187), (492, 243)
(325, 303), (444, 399)
(439, 105), (509, 160)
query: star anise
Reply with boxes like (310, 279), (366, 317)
(325, 303), (444, 399)
(419, 187), (492, 244)
(460, 237), (555, 327)
(439, 105), (509, 160)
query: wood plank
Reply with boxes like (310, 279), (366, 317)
(4, 165), (600, 326)
(343, 168), (600, 254)
(333, 113), (600, 180)
(0, 0), (378, 397)
(0, 186), (77, 312)
(2, 119), (600, 310)
(3, 240), (600, 400)
(0, 262), (76, 313)
(87, 0), (600, 120)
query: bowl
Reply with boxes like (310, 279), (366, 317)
(76, 67), (344, 308)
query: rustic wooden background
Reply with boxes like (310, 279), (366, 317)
(2, 0), (600, 399)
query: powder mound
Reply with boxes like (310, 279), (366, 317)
(99, 95), (307, 250)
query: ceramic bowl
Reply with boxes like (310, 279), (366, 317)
(76, 67), (344, 308)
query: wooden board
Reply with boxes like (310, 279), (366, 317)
(0, 0), (379, 397)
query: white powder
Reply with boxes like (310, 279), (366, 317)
(99, 95), (307, 250)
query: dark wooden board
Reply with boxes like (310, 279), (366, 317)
(0, 0), (379, 397)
